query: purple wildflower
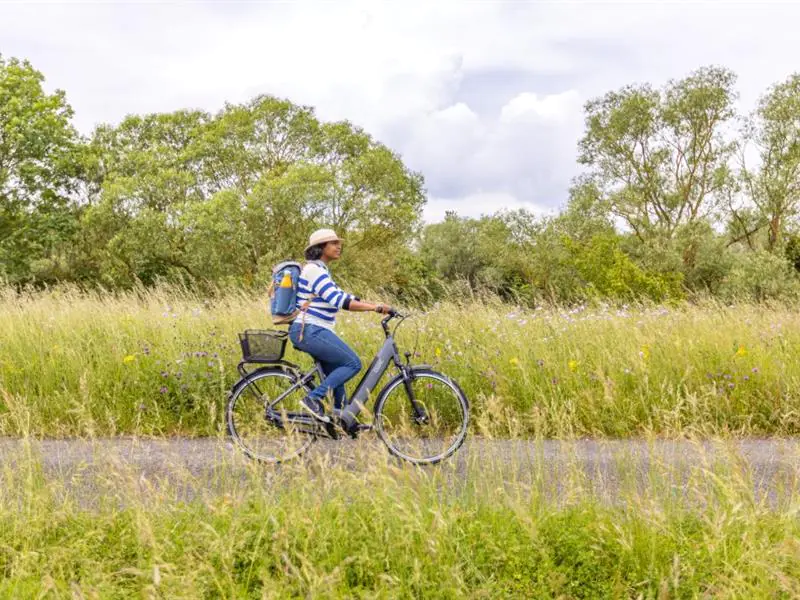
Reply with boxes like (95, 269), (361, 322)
(752, 367), (759, 374)
(160, 371), (168, 378)
(159, 386), (168, 394)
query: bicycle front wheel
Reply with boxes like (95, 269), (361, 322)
(374, 368), (469, 465)
(226, 367), (317, 464)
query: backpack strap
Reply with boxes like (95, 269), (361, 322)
(296, 261), (323, 342)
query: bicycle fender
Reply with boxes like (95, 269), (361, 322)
(229, 365), (299, 395)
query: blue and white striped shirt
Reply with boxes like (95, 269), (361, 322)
(296, 261), (355, 330)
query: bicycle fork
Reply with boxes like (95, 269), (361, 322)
(400, 366), (429, 425)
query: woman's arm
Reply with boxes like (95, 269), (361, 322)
(305, 267), (391, 313)
(348, 299), (392, 313)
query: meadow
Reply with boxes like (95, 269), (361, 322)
(1, 284), (798, 438)
(4, 286), (800, 598)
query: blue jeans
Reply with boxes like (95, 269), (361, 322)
(288, 323), (362, 409)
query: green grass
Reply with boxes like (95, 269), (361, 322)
(2, 436), (799, 598)
(2, 284), (800, 437)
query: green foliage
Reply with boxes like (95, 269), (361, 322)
(3, 54), (800, 306)
(717, 248), (800, 302)
(578, 66), (738, 242)
(0, 55), (79, 284)
(739, 73), (800, 252)
(69, 95), (425, 292)
(562, 233), (683, 302)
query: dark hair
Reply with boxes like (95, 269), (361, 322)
(305, 243), (325, 261)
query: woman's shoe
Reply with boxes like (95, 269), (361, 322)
(300, 396), (331, 423)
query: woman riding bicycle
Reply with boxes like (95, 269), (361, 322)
(289, 228), (393, 424)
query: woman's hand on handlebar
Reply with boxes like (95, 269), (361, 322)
(374, 303), (393, 315)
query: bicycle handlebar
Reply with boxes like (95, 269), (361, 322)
(380, 308), (406, 335)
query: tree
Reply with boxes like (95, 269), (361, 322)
(738, 73), (800, 252)
(0, 55), (79, 283)
(578, 66), (738, 246)
(74, 95), (425, 290)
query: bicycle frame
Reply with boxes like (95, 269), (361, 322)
(236, 313), (428, 433)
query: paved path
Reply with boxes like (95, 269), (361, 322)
(1, 437), (798, 507)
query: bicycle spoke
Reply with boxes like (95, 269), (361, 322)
(375, 370), (469, 464)
(227, 369), (317, 463)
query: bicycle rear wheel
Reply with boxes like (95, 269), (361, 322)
(374, 367), (469, 465)
(226, 367), (317, 464)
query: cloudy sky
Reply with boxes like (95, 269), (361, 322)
(2, 1), (799, 222)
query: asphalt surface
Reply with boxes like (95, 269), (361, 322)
(1, 436), (799, 508)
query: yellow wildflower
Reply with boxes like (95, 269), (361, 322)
(640, 345), (650, 360)
(510, 357), (519, 366)
(568, 360), (578, 372)
(435, 347), (442, 358)
(123, 354), (136, 364)
(735, 346), (747, 357)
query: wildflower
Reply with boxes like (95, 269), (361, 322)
(509, 357), (519, 366)
(536, 359), (545, 367)
(743, 375), (750, 382)
(568, 360), (578, 372)
(752, 367), (760, 374)
(159, 386), (168, 394)
(735, 346), (747, 357)
(160, 371), (168, 378)
(728, 383), (735, 390)
(123, 355), (136, 364)
(640, 345), (650, 360)
(435, 347), (442, 358)
(551, 377), (559, 385)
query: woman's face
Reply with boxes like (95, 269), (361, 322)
(323, 240), (342, 261)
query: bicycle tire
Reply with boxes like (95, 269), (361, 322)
(226, 367), (317, 464)
(373, 367), (469, 465)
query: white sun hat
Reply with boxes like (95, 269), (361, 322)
(304, 228), (344, 253)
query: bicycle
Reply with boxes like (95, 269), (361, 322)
(225, 309), (470, 465)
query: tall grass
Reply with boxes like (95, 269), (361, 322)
(2, 435), (799, 598)
(2, 284), (800, 437)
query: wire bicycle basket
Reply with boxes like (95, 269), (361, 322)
(238, 329), (288, 363)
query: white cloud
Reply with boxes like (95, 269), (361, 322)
(1, 0), (799, 223)
(424, 192), (556, 223)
